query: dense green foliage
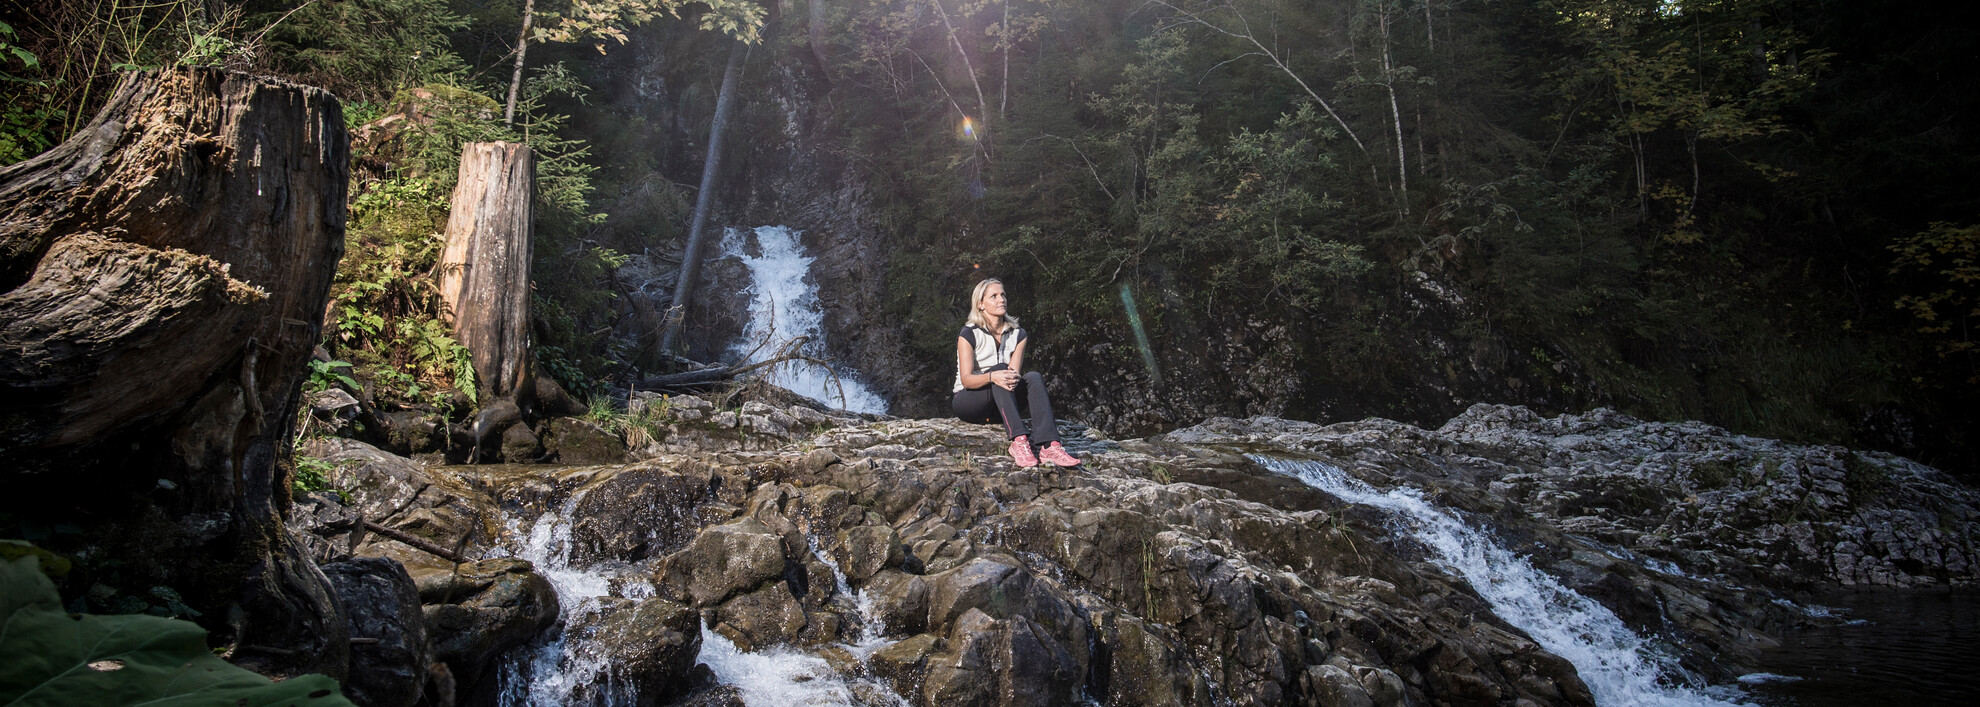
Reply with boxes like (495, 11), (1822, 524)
(0, 554), (355, 706)
(1, 0), (1973, 470)
(775, 0), (1976, 469)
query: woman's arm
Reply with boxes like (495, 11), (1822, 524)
(1009, 338), (1027, 376)
(957, 336), (997, 390)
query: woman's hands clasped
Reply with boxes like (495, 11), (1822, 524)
(992, 369), (1021, 391)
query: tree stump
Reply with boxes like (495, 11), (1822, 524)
(437, 142), (534, 404)
(0, 68), (349, 679)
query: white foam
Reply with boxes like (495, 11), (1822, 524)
(724, 225), (888, 414)
(498, 496), (622, 706)
(1253, 456), (1747, 707)
(697, 620), (909, 707)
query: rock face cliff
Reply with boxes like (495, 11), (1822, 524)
(291, 391), (1977, 706)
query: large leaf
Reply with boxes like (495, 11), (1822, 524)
(0, 556), (355, 707)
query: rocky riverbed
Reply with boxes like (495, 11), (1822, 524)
(288, 393), (1979, 707)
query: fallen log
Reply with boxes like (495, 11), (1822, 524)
(631, 337), (852, 400)
(362, 520), (469, 564)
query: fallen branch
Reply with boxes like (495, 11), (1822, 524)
(362, 520), (469, 564)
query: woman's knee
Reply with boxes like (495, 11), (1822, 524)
(1024, 371), (1044, 384)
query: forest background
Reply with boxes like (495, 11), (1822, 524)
(2, 0), (1975, 475)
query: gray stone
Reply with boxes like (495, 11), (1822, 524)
(322, 557), (429, 707)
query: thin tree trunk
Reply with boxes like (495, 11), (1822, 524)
(1424, 0), (1435, 55)
(1000, 0), (1010, 122)
(438, 141), (536, 402)
(504, 0), (537, 126)
(0, 67), (350, 679)
(660, 41), (749, 355)
(931, 0), (991, 145)
(1381, 9), (1408, 215)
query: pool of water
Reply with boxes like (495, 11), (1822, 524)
(1742, 589), (1980, 706)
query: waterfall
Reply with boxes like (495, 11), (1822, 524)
(1251, 456), (1745, 707)
(724, 225), (888, 415)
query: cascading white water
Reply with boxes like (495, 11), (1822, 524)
(1251, 456), (1745, 707)
(690, 539), (907, 707)
(724, 225), (888, 414)
(497, 496), (633, 707)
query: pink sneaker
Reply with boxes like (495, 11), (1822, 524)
(1038, 441), (1081, 468)
(1008, 435), (1039, 467)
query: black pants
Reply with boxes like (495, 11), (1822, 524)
(952, 365), (1059, 445)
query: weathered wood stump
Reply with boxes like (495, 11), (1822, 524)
(0, 68), (349, 678)
(437, 142), (534, 404)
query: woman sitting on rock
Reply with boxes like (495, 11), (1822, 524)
(952, 278), (1081, 468)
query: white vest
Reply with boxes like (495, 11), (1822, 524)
(953, 322), (1026, 392)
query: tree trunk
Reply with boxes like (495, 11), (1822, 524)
(659, 40), (749, 355)
(505, 0), (537, 126)
(438, 141), (535, 403)
(0, 67), (350, 679)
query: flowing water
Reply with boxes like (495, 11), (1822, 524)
(1252, 456), (1745, 707)
(498, 495), (632, 707)
(491, 485), (907, 706)
(723, 225), (887, 414)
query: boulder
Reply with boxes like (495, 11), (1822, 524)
(922, 609), (1081, 707)
(564, 597), (702, 705)
(419, 558), (559, 689)
(322, 557), (430, 707)
(501, 421), (542, 463)
(569, 463), (719, 564)
(834, 524), (903, 584)
(713, 582), (809, 651)
(542, 417), (630, 465)
(657, 517), (787, 607)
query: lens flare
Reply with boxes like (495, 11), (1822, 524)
(962, 116), (976, 139)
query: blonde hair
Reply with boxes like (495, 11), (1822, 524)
(967, 278), (1017, 333)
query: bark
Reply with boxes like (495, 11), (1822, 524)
(504, 0), (537, 126)
(438, 141), (536, 403)
(659, 41), (749, 355)
(0, 67), (350, 678)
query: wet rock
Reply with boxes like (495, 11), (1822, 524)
(322, 557), (430, 707)
(419, 558), (558, 689)
(564, 597), (701, 705)
(713, 582), (808, 651)
(922, 609), (1081, 707)
(867, 633), (941, 698)
(657, 517), (788, 607)
(542, 417), (630, 465)
(834, 524), (903, 584)
(863, 569), (930, 636)
(569, 462), (719, 564)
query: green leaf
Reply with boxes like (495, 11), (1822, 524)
(0, 556), (356, 707)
